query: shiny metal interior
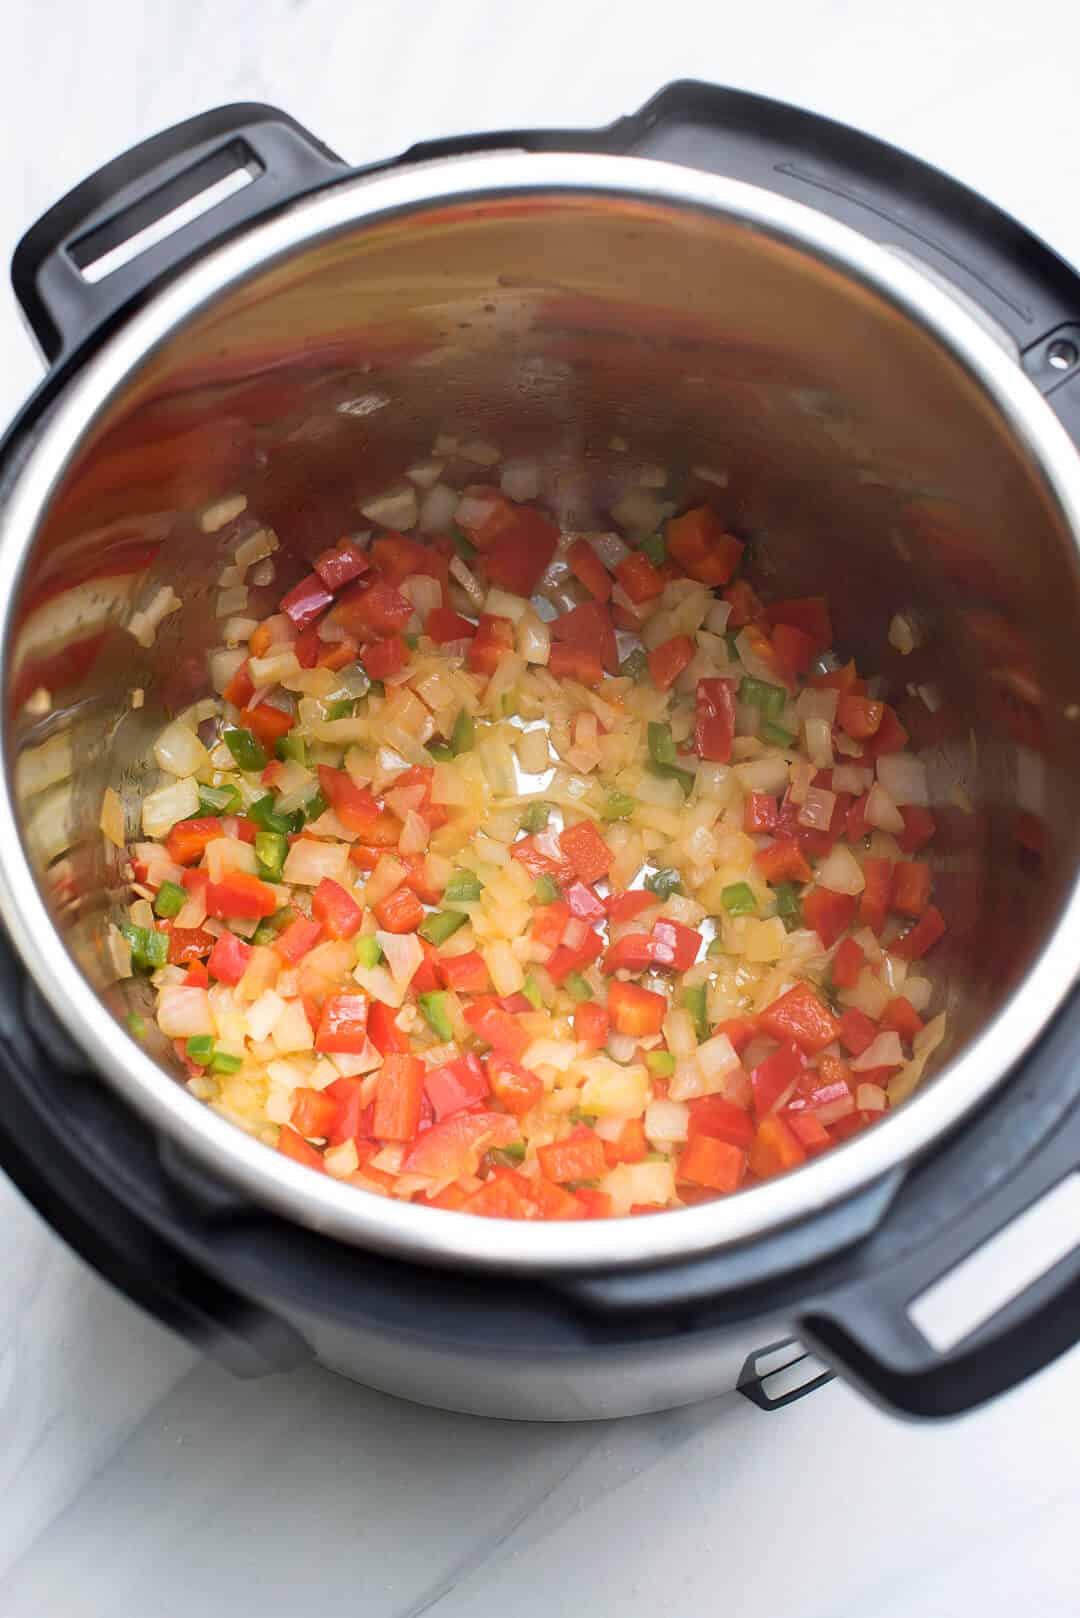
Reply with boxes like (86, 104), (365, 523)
(2, 154), (1079, 1271)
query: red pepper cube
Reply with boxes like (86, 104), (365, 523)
(274, 916), (324, 963)
(290, 1087), (341, 1140)
(312, 877), (364, 940)
(892, 860), (932, 917)
(755, 839), (813, 885)
(614, 551), (665, 603)
(558, 820), (613, 883)
(568, 538), (613, 602)
(552, 600), (619, 675)
(858, 858), (894, 935)
(468, 613), (516, 676)
(758, 982), (840, 1055)
(608, 979), (666, 1037)
(695, 676), (737, 763)
(837, 1007), (879, 1056)
(666, 506), (744, 587)
(801, 887), (857, 949)
(424, 1054), (490, 1120)
(893, 905), (947, 960)
(538, 1129), (607, 1185)
(743, 791), (778, 834)
(372, 1053), (425, 1141)
(277, 1126), (326, 1171)
(678, 1134), (746, 1193)
(367, 1001), (409, 1055)
(751, 1038), (806, 1116)
(489, 1056), (544, 1117)
(373, 885), (425, 934)
(831, 936), (865, 990)
(898, 805), (936, 854)
(315, 993), (370, 1054)
(280, 572), (334, 631)
(206, 930), (253, 985)
(647, 634), (695, 693)
(314, 539), (370, 590)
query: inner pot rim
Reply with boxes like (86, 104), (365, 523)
(1, 150), (1078, 1275)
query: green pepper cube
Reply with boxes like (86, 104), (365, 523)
(534, 873), (562, 905)
(639, 531), (666, 566)
(493, 1141), (526, 1164)
(721, 881), (757, 917)
(198, 782), (241, 816)
(418, 910), (468, 946)
(602, 791), (636, 822)
(619, 648), (648, 681)
(354, 934), (384, 968)
(209, 1049), (242, 1075)
(253, 906), (295, 945)
(324, 698), (356, 721)
(451, 708), (475, 754)
(760, 720), (795, 748)
(706, 936), (728, 959)
(254, 830), (288, 882)
(564, 972), (593, 1003)
(186, 1035), (215, 1066)
(153, 880), (187, 919)
(223, 726), (267, 772)
(682, 984), (709, 1041)
(521, 973), (543, 1011)
(739, 676), (787, 719)
(773, 881), (803, 932)
(126, 1012), (147, 1040)
(250, 794), (296, 835)
(645, 1050), (676, 1076)
(445, 870), (483, 904)
(449, 523), (477, 560)
(302, 791), (328, 825)
(419, 991), (454, 1042)
(644, 866), (682, 900)
(521, 801), (552, 833)
(648, 721), (677, 767)
(428, 742), (455, 763)
(276, 733), (308, 765)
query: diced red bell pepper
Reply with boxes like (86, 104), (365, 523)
(893, 904), (947, 960)
(373, 885), (425, 934)
(290, 1086), (340, 1140)
(239, 702), (294, 750)
(809, 657), (860, 694)
(601, 1118), (648, 1167)
(426, 605), (476, 643)
(762, 596), (833, 651)
(859, 858), (894, 935)
(694, 676), (737, 763)
(510, 832), (576, 886)
(559, 820), (613, 883)
(424, 1053), (490, 1120)
(846, 793), (871, 843)
(207, 930), (253, 985)
(574, 1187), (613, 1218)
(464, 1000), (531, 1062)
(371, 533), (449, 600)
(837, 1007), (879, 1056)
(205, 871), (277, 919)
(547, 643), (605, 686)
(614, 551), (665, 603)
(786, 1112), (833, 1154)
(831, 935), (865, 989)
(687, 1095), (755, 1148)
(331, 578), (414, 637)
(274, 915), (324, 963)
(316, 766), (381, 835)
(649, 918), (702, 971)
(574, 1000), (610, 1049)
(759, 982), (840, 1054)
(744, 791), (779, 834)
(828, 1110), (881, 1143)
(605, 888), (660, 925)
(722, 579), (763, 627)
(361, 636), (407, 680)
(749, 1114), (807, 1178)
(167, 926), (217, 965)
(484, 506), (559, 598)
(410, 941), (441, 993)
(318, 634), (362, 672)
(462, 1175), (532, 1218)
(881, 996), (925, 1041)
(678, 1133), (746, 1192)
(538, 1128), (607, 1185)
(323, 1077), (371, 1147)
(602, 932), (658, 974)
(608, 979), (666, 1037)
(228, 815), (258, 846)
(372, 1053), (426, 1141)
(898, 804), (937, 854)
(315, 992), (371, 1054)
(564, 881), (606, 922)
(546, 927), (603, 987)
(292, 626), (321, 669)
(892, 860), (932, 917)
(436, 950), (492, 994)
(751, 1038), (806, 1115)
(403, 1110), (518, 1178)
(714, 1017), (758, 1057)
(222, 659), (255, 708)
(165, 816), (224, 866)
(312, 877), (364, 939)
(488, 1056), (544, 1117)
(755, 839), (813, 884)
(314, 539), (370, 590)
(551, 599), (619, 674)
(277, 1126), (325, 1171)
(468, 613), (516, 676)
(862, 704), (908, 757)
(531, 899), (570, 953)
(666, 506), (744, 587)
(280, 572), (334, 630)
(568, 538), (613, 602)
(771, 622), (819, 683)
(837, 692), (884, 739)
(647, 634), (695, 693)
(368, 1001), (409, 1055)
(801, 887), (857, 949)
(183, 961), (210, 988)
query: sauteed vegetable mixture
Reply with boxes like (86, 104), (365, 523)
(112, 463), (947, 1219)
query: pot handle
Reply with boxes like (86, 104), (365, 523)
(11, 103), (345, 366)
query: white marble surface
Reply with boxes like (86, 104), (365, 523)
(2, 0), (1080, 1610)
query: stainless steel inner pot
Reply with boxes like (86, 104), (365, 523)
(3, 152), (1080, 1274)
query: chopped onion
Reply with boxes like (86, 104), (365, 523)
(516, 612), (551, 666)
(157, 986), (214, 1038)
(142, 775), (199, 837)
(249, 649), (301, 686)
(705, 600), (732, 635)
(459, 438), (500, 466)
(851, 1031), (904, 1071)
(856, 1082), (888, 1111)
(456, 490), (500, 532)
(210, 647), (247, 694)
(153, 722), (211, 780)
(500, 460), (540, 502)
(272, 998), (315, 1054)
(200, 494), (247, 534)
(216, 585), (249, 618)
(484, 587), (529, 623)
(798, 786), (836, 832)
(398, 809), (430, 855)
(610, 487), (669, 537)
(282, 838), (350, 886)
(247, 989), (286, 1043)
(378, 930), (424, 989)
(734, 756), (790, 795)
(605, 1031), (638, 1065)
(325, 1139), (361, 1179)
(406, 458), (445, 490)
(803, 717), (834, 770)
(735, 627), (783, 687)
(697, 1032), (738, 1078)
(888, 613), (917, 654)
(361, 483), (418, 531)
(788, 759), (816, 807)
(877, 752), (929, 806)
(816, 845), (866, 895)
(662, 1008), (698, 1060)
(99, 787), (125, 849)
(645, 1098), (690, 1142)
(128, 586), (181, 648)
(865, 780), (905, 832)
(234, 526), (278, 568)
(449, 555), (484, 606)
(796, 687), (839, 724)
(402, 574), (442, 618)
(903, 975), (933, 1013)
(832, 763), (873, 795)
(484, 939), (524, 997)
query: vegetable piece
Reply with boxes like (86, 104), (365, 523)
(489, 1057), (544, 1117)
(464, 1000), (531, 1061)
(882, 996), (925, 1040)
(678, 1134), (746, 1192)
(426, 605), (476, 643)
(694, 677), (738, 762)
(647, 635), (695, 693)
(312, 877), (364, 939)
(858, 858), (894, 935)
(120, 923), (169, 973)
(614, 551), (665, 602)
(551, 601), (619, 675)
(568, 538), (613, 601)
(207, 931), (253, 985)
(314, 539), (369, 590)
(317, 766), (381, 834)
(751, 1038), (806, 1115)
(605, 889), (660, 925)
(837, 692), (884, 739)
(665, 506), (744, 586)
(862, 704), (908, 757)
(898, 805), (937, 854)
(801, 887), (857, 948)
(892, 860), (932, 917)
(755, 840), (813, 885)
(682, 984), (709, 1040)
(205, 871), (277, 919)
(315, 993), (370, 1053)
(375, 886), (426, 934)
(547, 643), (604, 687)
(223, 727), (268, 772)
(362, 636), (407, 680)
(418, 990), (454, 1042)
(280, 572), (333, 630)
(759, 982), (840, 1054)
(240, 703), (294, 751)
(831, 936), (866, 990)
(291, 1087), (340, 1140)
(837, 1007), (879, 1056)
(558, 820), (613, 883)
(893, 905), (947, 960)
(468, 614), (516, 676)
(651, 919), (703, 970)
(418, 908), (468, 945)
(644, 866), (682, 900)
(424, 1053), (490, 1118)
(444, 870), (483, 903)
(743, 792), (778, 834)
(372, 1054), (426, 1141)
(602, 791), (636, 822)
(485, 506), (559, 597)
(153, 880), (187, 919)
(538, 1129), (607, 1185)
(762, 596), (833, 650)
(274, 915), (324, 962)
(198, 783), (241, 816)
(168, 926), (217, 965)
(331, 578), (414, 637)
(255, 831), (288, 882)
(739, 676), (786, 718)
(165, 816), (224, 867)
(608, 980), (667, 1037)
(721, 882), (756, 917)
(277, 1127), (326, 1171)
(687, 1095), (755, 1148)
(749, 1115), (806, 1177)
(368, 1001), (409, 1054)
(574, 1001), (611, 1049)
(450, 707), (475, 754)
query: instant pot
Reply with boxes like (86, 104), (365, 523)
(2, 83), (1080, 1421)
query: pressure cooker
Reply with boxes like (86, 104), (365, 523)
(2, 82), (1079, 1421)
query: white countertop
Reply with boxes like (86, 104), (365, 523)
(2, 1), (1079, 1611)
